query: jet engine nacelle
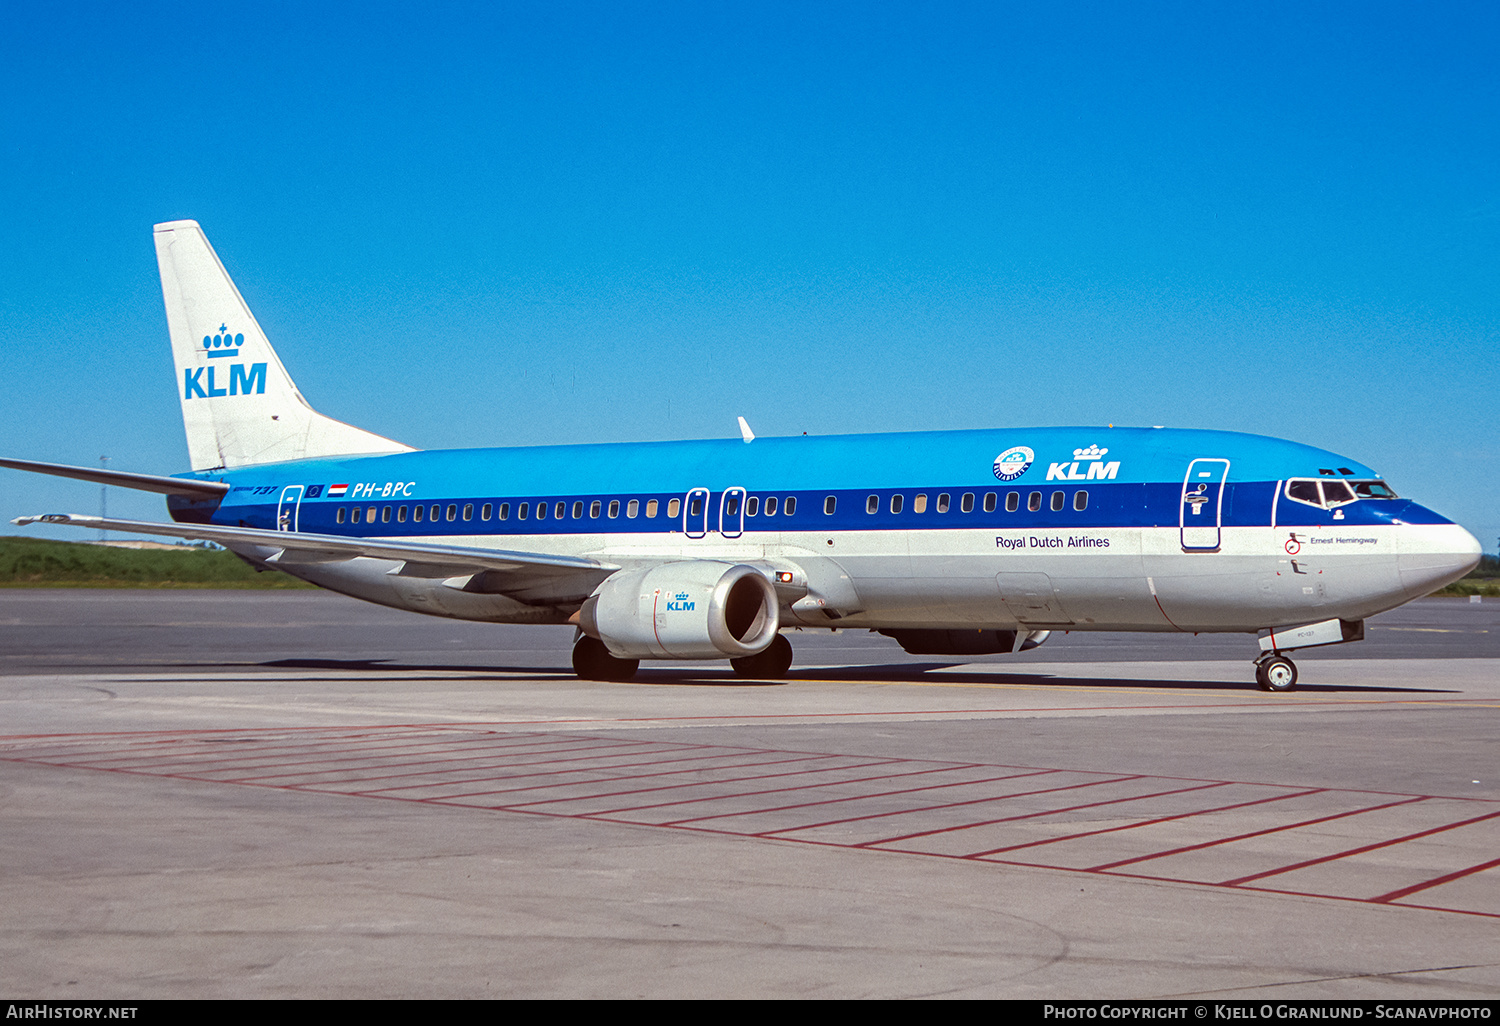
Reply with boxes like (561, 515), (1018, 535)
(579, 561), (780, 660)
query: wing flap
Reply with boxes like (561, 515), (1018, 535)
(13, 514), (616, 601)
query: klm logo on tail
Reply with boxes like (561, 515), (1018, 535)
(183, 324), (266, 399)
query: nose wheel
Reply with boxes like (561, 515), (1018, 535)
(1254, 654), (1298, 692)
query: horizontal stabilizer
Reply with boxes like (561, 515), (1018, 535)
(12, 514), (617, 596)
(0, 457), (229, 499)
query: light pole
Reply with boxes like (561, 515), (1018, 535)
(99, 456), (109, 542)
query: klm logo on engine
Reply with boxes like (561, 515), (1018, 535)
(1047, 444), (1121, 481)
(666, 590), (695, 612)
(183, 325), (266, 399)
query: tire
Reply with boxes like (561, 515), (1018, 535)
(572, 636), (639, 682)
(1255, 656), (1298, 692)
(730, 634), (794, 679)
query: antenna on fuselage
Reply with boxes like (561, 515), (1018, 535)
(737, 416), (755, 443)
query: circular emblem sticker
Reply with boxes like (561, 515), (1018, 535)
(992, 446), (1034, 482)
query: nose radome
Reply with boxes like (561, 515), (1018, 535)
(1397, 524), (1482, 597)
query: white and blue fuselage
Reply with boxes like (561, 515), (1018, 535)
(168, 426), (1473, 638)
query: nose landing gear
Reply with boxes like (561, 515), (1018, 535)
(1254, 653), (1298, 692)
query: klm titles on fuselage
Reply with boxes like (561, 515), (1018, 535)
(1045, 445), (1120, 482)
(183, 328), (266, 399)
(996, 535), (1112, 550)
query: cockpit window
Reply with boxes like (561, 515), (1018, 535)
(1286, 478), (1387, 509)
(1287, 480), (1322, 506)
(1320, 480), (1355, 506)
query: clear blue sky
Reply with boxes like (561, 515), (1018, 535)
(2, 1), (1496, 550)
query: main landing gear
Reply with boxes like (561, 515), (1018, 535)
(570, 634), (796, 682)
(571, 636), (640, 682)
(730, 634), (794, 679)
(1253, 653), (1298, 692)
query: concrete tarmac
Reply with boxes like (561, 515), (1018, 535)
(1, 590), (1497, 998)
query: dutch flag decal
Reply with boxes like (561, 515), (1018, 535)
(328, 484), (348, 497)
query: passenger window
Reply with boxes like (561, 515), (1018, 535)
(1005, 492), (1019, 512)
(572, 501), (584, 519)
(398, 506), (408, 523)
(936, 493), (950, 513)
(913, 494), (927, 513)
(430, 504), (441, 522)
(1050, 491), (1064, 511)
(983, 493), (997, 513)
(480, 503), (491, 521)
(746, 496), (759, 517)
(764, 496), (777, 517)
(351, 507), (361, 524)
(520, 502), (532, 520)
(367, 506), (378, 523)
(688, 496), (702, 517)
(668, 498), (680, 519)
(647, 499), (659, 518)
(590, 500), (601, 518)
(462, 504), (473, 521)
(867, 494), (879, 514)
(627, 499), (639, 518)
(889, 494), (903, 514)
(536, 502), (547, 521)
(1028, 492), (1042, 512)
(555, 501), (566, 519)
(784, 497), (796, 515)
(446, 504), (457, 522)
(608, 500), (620, 518)
(336, 507), (346, 524)
(1074, 490), (1088, 511)
(961, 493), (974, 513)
(382, 507), (392, 523)
(824, 495), (837, 515)
(498, 502), (509, 521)
(413, 505), (423, 523)
(724, 493), (740, 517)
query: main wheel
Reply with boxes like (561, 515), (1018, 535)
(730, 634), (794, 679)
(572, 636), (639, 682)
(1255, 655), (1298, 692)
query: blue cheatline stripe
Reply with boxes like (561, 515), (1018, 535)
(192, 479), (1442, 536)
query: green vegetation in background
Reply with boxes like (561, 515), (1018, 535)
(0, 536), (314, 588)
(1434, 554), (1500, 597)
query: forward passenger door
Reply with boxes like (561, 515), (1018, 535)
(1180, 459), (1229, 551)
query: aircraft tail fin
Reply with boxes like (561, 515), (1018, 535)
(153, 220), (414, 470)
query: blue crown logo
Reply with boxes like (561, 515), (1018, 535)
(203, 324), (245, 359)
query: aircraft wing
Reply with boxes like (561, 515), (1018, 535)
(12, 513), (618, 604)
(0, 457), (230, 499)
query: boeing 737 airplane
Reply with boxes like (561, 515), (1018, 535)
(3, 221), (1482, 690)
